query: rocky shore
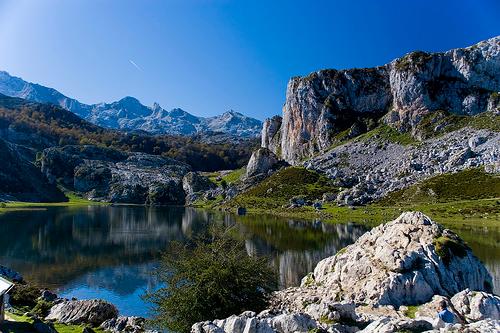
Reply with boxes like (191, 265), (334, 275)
(0, 268), (156, 333)
(193, 212), (500, 333)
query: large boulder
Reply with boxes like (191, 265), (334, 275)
(45, 299), (118, 326)
(359, 317), (432, 333)
(261, 115), (282, 158)
(246, 148), (279, 178)
(182, 172), (215, 195)
(308, 212), (492, 307)
(451, 289), (500, 322)
(41, 145), (191, 205)
(100, 316), (146, 333)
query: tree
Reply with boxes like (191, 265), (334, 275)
(146, 227), (277, 333)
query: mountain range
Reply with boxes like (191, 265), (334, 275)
(0, 71), (262, 137)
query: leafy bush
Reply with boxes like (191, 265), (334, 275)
(9, 283), (40, 308)
(32, 299), (53, 317)
(433, 236), (468, 265)
(146, 227), (277, 333)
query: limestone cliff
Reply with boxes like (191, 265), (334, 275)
(266, 36), (500, 164)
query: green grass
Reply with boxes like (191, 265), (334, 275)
(415, 110), (500, 139)
(227, 167), (337, 209)
(379, 168), (500, 205)
(219, 167), (500, 231)
(221, 167), (245, 185)
(2, 311), (105, 333)
(0, 192), (108, 213)
(205, 167), (245, 187)
(357, 123), (417, 145)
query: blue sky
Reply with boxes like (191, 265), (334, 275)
(0, 0), (498, 120)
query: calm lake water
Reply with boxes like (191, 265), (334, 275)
(0, 206), (498, 318)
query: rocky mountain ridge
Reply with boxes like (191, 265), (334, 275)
(263, 36), (500, 164)
(0, 71), (262, 137)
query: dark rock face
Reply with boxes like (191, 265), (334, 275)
(41, 145), (190, 205)
(0, 138), (65, 202)
(274, 36), (500, 164)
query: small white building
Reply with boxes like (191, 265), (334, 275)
(0, 276), (14, 322)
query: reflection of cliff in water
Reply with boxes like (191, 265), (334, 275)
(0, 206), (201, 286)
(237, 217), (368, 287)
(0, 206), (370, 292)
(0, 205), (498, 313)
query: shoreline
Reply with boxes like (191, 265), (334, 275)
(2, 197), (499, 231)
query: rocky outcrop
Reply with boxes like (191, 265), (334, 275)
(305, 127), (500, 205)
(285, 212), (492, 308)
(261, 116), (282, 158)
(0, 138), (66, 202)
(450, 289), (500, 322)
(41, 145), (190, 205)
(191, 311), (317, 333)
(183, 172), (215, 195)
(100, 316), (147, 333)
(45, 299), (118, 326)
(246, 148), (280, 178)
(272, 36), (500, 164)
(193, 212), (497, 333)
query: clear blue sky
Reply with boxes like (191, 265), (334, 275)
(0, 0), (498, 120)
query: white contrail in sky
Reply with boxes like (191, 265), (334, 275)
(129, 59), (143, 72)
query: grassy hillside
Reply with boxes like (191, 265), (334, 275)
(228, 167), (337, 209)
(379, 168), (500, 205)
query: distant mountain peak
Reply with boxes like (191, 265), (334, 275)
(0, 70), (262, 137)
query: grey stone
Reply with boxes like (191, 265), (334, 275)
(45, 299), (118, 326)
(246, 148), (279, 178)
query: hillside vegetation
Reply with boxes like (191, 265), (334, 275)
(228, 167), (337, 209)
(379, 168), (500, 205)
(0, 94), (257, 171)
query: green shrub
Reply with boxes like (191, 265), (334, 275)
(146, 227), (277, 333)
(403, 305), (419, 319)
(433, 236), (468, 265)
(32, 299), (53, 317)
(9, 283), (40, 308)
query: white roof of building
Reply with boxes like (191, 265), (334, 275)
(0, 276), (14, 295)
